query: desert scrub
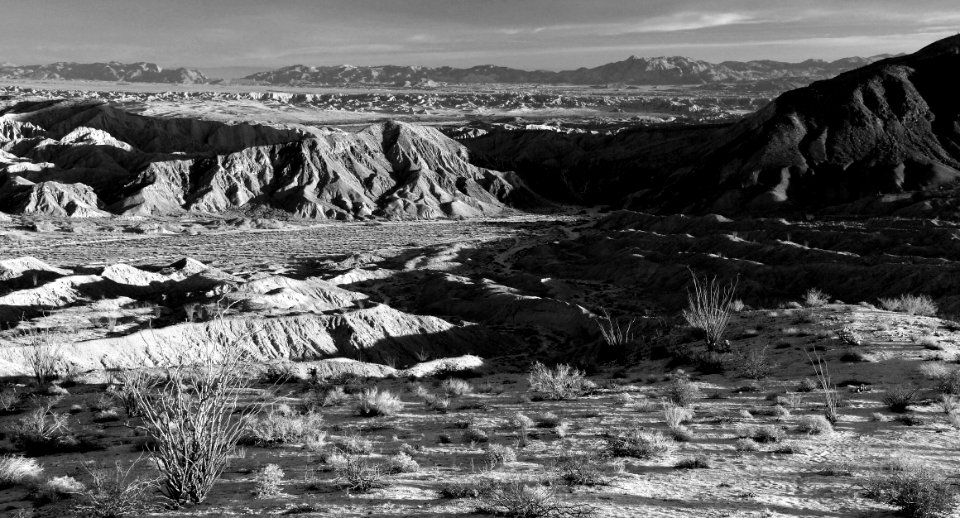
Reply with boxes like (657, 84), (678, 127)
(485, 444), (517, 467)
(334, 455), (385, 492)
(441, 378), (473, 397)
(803, 288), (830, 307)
(73, 459), (157, 518)
(864, 464), (956, 518)
(528, 362), (590, 400)
(384, 452), (419, 474)
(878, 294), (938, 316)
(18, 327), (65, 385)
(422, 393), (451, 413)
(663, 404), (693, 429)
(664, 374), (701, 406)
(555, 454), (609, 486)
(736, 344), (776, 379)
(604, 428), (673, 459)
(439, 479), (494, 499)
(0, 455), (43, 488)
(735, 438), (759, 452)
(333, 434), (373, 455)
(476, 480), (594, 518)
(246, 408), (325, 445)
(596, 308), (635, 346)
(355, 388), (404, 417)
(10, 402), (84, 455)
(883, 384), (922, 413)
(674, 455), (711, 469)
(683, 271), (739, 352)
(796, 415), (833, 435)
(253, 464), (284, 498)
(462, 425), (490, 444)
(36, 475), (85, 504)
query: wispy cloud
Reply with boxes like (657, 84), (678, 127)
(498, 11), (761, 36)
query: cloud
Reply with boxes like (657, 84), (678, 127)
(498, 11), (760, 37)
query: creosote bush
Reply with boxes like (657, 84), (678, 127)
(334, 455), (385, 492)
(384, 452), (419, 474)
(879, 294), (938, 317)
(604, 428), (673, 459)
(253, 464), (284, 498)
(528, 362), (590, 400)
(476, 480), (594, 518)
(664, 374), (701, 407)
(355, 388), (404, 417)
(796, 415), (833, 435)
(864, 464), (956, 518)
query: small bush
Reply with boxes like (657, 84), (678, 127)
(485, 444), (517, 467)
(355, 388), (403, 417)
(735, 438), (759, 452)
(422, 393), (451, 413)
(10, 403), (82, 455)
(674, 456), (710, 469)
(864, 465), (955, 518)
(313, 386), (349, 408)
(736, 345), (776, 379)
(73, 460), (156, 518)
(247, 409), (325, 445)
(462, 425), (490, 444)
(664, 375), (701, 407)
(797, 378), (817, 393)
(0, 455), (43, 488)
(253, 464), (284, 498)
(803, 288), (830, 307)
(476, 481), (593, 518)
(441, 379), (473, 397)
(604, 428), (673, 459)
(528, 362), (589, 400)
(555, 454), (608, 486)
(663, 404), (693, 429)
(439, 479), (493, 499)
(883, 384), (921, 413)
(796, 415), (833, 435)
(334, 456), (384, 492)
(683, 272), (739, 352)
(750, 425), (785, 443)
(879, 294), (938, 317)
(384, 452), (419, 474)
(534, 412), (562, 428)
(333, 435), (373, 455)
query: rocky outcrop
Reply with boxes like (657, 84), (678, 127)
(0, 180), (109, 217)
(0, 100), (535, 219)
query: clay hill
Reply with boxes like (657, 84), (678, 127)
(461, 34), (960, 218)
(244, 55), (887, 87)
(0, 61), (208, 84)
(0, 100), (535, 219)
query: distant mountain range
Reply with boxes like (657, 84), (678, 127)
(243, 55), (896, 87)
(0, 61), (208, 84)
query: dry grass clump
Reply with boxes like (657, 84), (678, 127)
(247, 408), (325, 446)
(19, 327), (65, 385)
(36, 475), (84, 503)
(0, 455), (42, 488)
(803, 288), (830, 307)
(422, 392), (451, 413)
(879, 294), (938, 316)
(475, 480), (594, 518)
(441, 378), (474, 397)
(736, 345), (776, 379)
(73, 460), (157, 518)
(918, 363), (960, 395)
(796, 415), (833, 435)
(883, 384), (922, 413)
(355, 388), (404, 417)
(737, 424), (785, 443)
(528, 362), (590, 400)
(596, 309), (635, 346)
(674, 455), (711, 469)
(683, 272), (739, 352)
(333, 434), (373, 455)
(864, 463), (956, 518)
(10, 402), (88, 455)
(253, 464), (284, 498)
(604, 427), (673, 459)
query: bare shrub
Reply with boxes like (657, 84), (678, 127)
(253, 464), (284, 498)
(19, 328), (65, 385)
(883, 384), (922, 413)
(422, 393), (451, 413)
(663, 404), (693, 430)
(736, 344), (776, 379)
(334, 455), (384, 492)
(126, 339), (260, 504)
(803, 288), (830, 307)
(439, 479), (493, 499)
(879, 295), (938, 317)
(73, 459), (157, 518)
(683, 272), (739, 352)
(554, 454), (609, 486)
(10, 402), (80, 454)
(0, 455), (43, 488)
(333, 434), (373, 455)
(476, 480), (594, 518)
(485, 444), (517, 467)
(864, 464), (955, 518)
(528, 362), (589, 400)
(355, 388), (403, 417)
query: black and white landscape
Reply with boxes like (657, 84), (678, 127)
(1, 2), (960, 517)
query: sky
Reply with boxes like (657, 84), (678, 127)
(0, 0), (957, 71)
